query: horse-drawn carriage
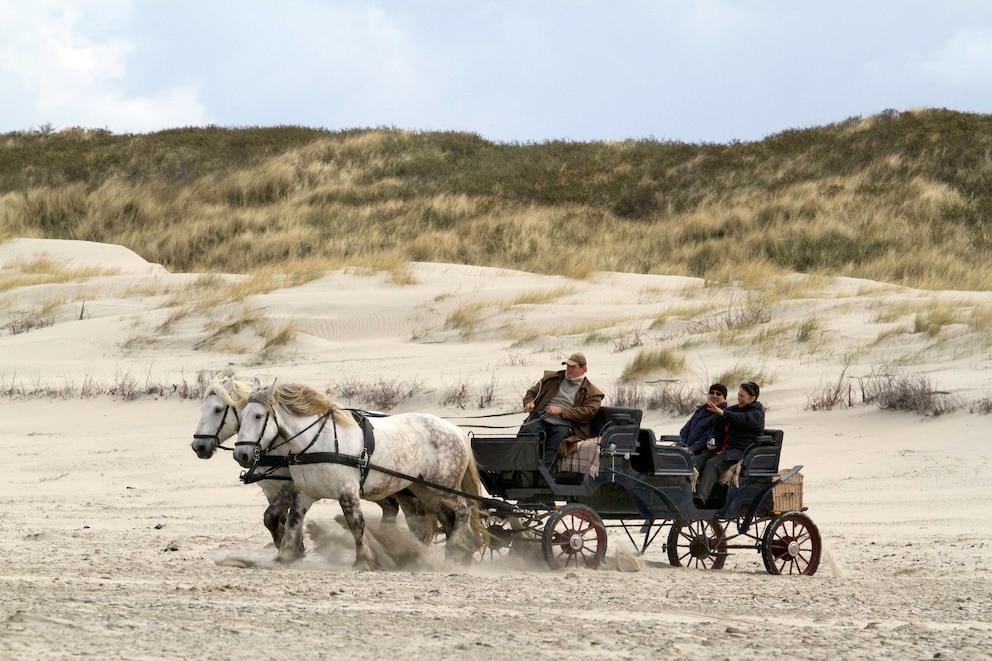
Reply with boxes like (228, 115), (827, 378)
(469, 406), (822, 575)
(193, 380), (821, 574)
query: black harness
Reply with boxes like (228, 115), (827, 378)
(240, 404), (509, 510)
(239, 407), (378, 492)
(283, 410), (378, 493)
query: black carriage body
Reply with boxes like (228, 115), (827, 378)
(470, 407), (819, 574)
(471, 406), (783, 522)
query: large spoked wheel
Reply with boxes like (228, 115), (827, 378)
(667, 519), (727, 570)
(476, 520), (515, 561)
(541, 503), (607, 570)
(761, 511), (822, 575)
(476, 516), (541, 562)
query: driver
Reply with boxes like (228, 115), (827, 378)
(520, 352), (604, 467)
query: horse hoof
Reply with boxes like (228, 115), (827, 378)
(275, 553), (303, 565)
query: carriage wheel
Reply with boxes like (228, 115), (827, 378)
(474, 515), (544, 563)
(476, 520), (515, 561)
(667, 519), (727, 570)
(761, 511), (821, 575)
(541, 503), (607, 570)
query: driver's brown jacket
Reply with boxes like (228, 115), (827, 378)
(522, 369), (605, 441)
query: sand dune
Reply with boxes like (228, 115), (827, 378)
(1, 239), (990, 659)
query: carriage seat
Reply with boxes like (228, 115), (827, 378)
(740, 429), (784, 477)
(555, 407), (642, 478)
(651, 434), (695, 476)
(591, 406), (641, 455)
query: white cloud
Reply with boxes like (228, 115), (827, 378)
(0, 1), (208, 132)
(923, 27), (992, 85)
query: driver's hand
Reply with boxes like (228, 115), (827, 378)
(524, 402), (534, 412)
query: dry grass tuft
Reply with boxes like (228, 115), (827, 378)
(0, 369), (212, 401)
(329, 377), (424, 411)
(503, 285), (576, 308)
(619, 347), (686, 382)
(805, 362), (854, 411)
(610, 328), (644, 353)
(611, 381), (696, 415)
(0, 256), (119, 292)
(716, 364), (773, 391)
(856, 368), (963, 416)
(443, 301), (489, 337)
(913, 301), (963, 337)
(261, 321), (296, 349)
(691, 293), (772, 334)
(439, 378), (471, 409)
(796, 315), (822, 343)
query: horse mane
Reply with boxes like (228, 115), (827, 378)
(206, 379), (252, 408)
(249, 383), (356, 427)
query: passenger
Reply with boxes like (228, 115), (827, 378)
(679, 383), (728, 457)
(520, 352), (604, 467)
(694, 381), (765, 506)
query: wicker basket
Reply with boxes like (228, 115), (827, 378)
(770, 470), (804, 512)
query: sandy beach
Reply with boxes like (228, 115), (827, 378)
(1, 238), (990, 659)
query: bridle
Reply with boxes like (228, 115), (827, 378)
(192, 401), (241, 453)
(234, 404), (338, 484)
(237, 404), (334, 460)
(236, 402), (362, 486)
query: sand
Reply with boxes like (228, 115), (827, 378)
(1, 238), (989, 659)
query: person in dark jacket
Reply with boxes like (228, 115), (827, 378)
(520, 352), (605, 466)
(679, 383), (728, 455)
(694, 381), (765, 505)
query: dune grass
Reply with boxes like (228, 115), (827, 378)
(716, 364), (774, 392)
(0, 256), (119, 292)
(913, 300), (963, 336)
(650, 302), (717, 329)
(443, 301), (490, 337)
(8, 113), (992, 411)
(795, 314), (822, 343)
(619, 347), (687, 382)
(4, 109), (992, 290)
(501, 285), (576, 309)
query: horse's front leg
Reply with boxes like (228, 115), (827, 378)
(276, 491), (316, 564)
(263, 482), (297, 552)
(339, 488), (380, 571)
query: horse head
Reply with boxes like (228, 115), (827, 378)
(233, 379), (281, 468)
(191, 377), (250, 459)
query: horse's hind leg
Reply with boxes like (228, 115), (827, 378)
(339, 488), (380, 570)
(379, 493), (434, 544)
(395, 491), (433, 544)
(264, 482), (297, 551)
(277, 492), (316, 564)
(437, 498), (476, 564)
(379, 495), (400, 527)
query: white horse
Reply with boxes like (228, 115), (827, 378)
(233, 380), (487, 568)
(191, 378), (430, 550)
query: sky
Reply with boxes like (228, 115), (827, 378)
(2, 1), (992, 144)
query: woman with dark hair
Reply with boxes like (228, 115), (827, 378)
(694, 381), (765, 506)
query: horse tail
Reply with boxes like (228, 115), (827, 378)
(459, 447), (484, 497)
(421, 509), (441, 546)
(459, 444), (491, 550)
